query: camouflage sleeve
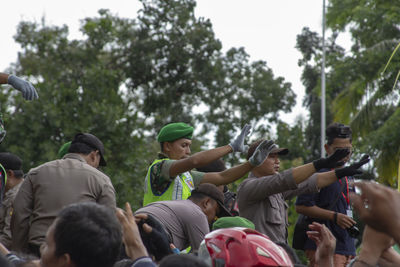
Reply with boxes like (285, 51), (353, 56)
(149, 160), (176, 195)
(189, 170), (205, 187)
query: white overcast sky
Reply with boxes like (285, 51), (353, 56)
(1, 0), (348, 124)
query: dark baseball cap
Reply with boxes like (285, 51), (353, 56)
(72, 133), (106, 166)
(247, 139), (289, 160)
(191, 183), (232, 217)
(0, 152), (23, 177)
(270, 144), (289, 155)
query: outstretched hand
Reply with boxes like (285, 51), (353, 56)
(7, 75), (39, 100)
(307, 222), (336, 267)
(229, 124), (251, 153)
(312, 148), (350, 171)
(350, 182), (400, 243)
(335, 154), (370, 178)
(116, 202), (148, 260)
(248, 140), (275, 166)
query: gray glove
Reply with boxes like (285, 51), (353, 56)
(8, 75), (39, 100)
(248, 140), (276, 166)
(229, 124), (251, 153)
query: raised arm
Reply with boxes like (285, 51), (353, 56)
(201, 140), (276, 186)
(169, 124), (251, 177)
(0, 73), (39, 100)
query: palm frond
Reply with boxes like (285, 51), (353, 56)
(333, 79), (366, 123)
(382, 41), (400, 74)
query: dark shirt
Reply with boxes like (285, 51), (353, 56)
(295, 169), (356, 256)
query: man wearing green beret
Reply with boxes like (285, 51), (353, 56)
(143, 122), (276, 206)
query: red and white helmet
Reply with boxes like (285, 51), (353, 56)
(198, 227), (293, 267)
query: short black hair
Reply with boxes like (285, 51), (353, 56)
(68, 142), (96, 155)
(159, 254), (208, 267)
(326, 123), (352, 145)
(196, 159), (226, 173)
(188, 192), (209, 203)
(54, 202), (122, 267)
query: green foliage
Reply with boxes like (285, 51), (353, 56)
(1, 0), (296, 208)
(295, 1), (400, 184)
(326, 0), (400, 185)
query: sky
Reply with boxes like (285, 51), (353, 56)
(1, 0), (339, 125)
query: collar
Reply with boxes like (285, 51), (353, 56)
(63, 153), (87, 163)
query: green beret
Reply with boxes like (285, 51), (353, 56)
(57, 141), (71, 159)
(157, 122), (194, 143)
(212, 216), (255, 231)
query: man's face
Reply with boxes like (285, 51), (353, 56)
(325, 137), (352, 165)
(202, 198), (220, 224)
(165, 138), (192, 160)
(255, 153), (280, 176)
(40, 221), (65, 267)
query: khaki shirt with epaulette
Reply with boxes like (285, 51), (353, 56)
(0, 182), (22, 249)
(11, 153), (116, 252)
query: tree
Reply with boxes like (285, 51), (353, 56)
(295, 27), (346, 161)
(1, 0), (297, 207)
(326, 0), (400, 185)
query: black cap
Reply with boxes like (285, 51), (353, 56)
(72, 133), (106, 166)
(191, 183), (232, 217)
(0, 152), (23, 177)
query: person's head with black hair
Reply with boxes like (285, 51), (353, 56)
(324, 123), (353, 166)
(159, 254), (208, 267)
(0, 152), (24, 192)
(68, 133), (107, 168)
(196, 159), (226, 173)
(40, 202), (122, 267)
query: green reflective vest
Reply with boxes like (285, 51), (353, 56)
(143, 158), (194, 206)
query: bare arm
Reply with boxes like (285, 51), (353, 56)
(291, 163), (317, 184)
(169, 145), (232, 177)
(315, 171), (339, 188)
(296, 205), (335, 221)
(296, 205), (356, 229)
(0, 73), (9, 84)
(200, 162), (253, 186)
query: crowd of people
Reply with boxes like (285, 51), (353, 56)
(0, 73), (399, 267)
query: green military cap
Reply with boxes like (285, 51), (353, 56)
(157, 122), (194, 143)
(57, 141), (72, 159)
(212, 216), (255, 231)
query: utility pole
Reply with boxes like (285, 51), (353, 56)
(321, 0), (326, 157)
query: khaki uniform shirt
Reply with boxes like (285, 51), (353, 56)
(136, 199), (209, 251)
(11, 153), (116, 251)
(237, 169), (318, 243)
(0, 182), (22, 249)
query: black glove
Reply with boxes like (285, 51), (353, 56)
(335, 154), (370, 178)
(137, 214), (173, 261)
(312, 148), (350, 170)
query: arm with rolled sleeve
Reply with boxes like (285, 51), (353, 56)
(11, 176), (34, 252)
(283, 173), (319, 200)
(239, 169), (297, 202)
(295, 192), (336, 222)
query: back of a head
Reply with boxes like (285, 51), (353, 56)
(160, 254), (208, 267)
(54, 202), (122, 267)
(0, 152), (23, 178)
(68, 133), (106, 166)
(196, 159), (226, 173)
